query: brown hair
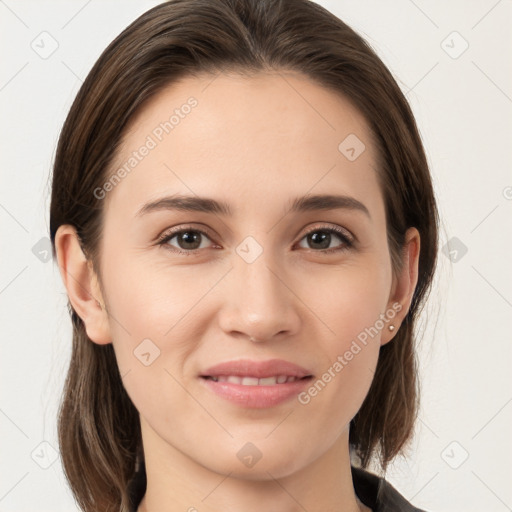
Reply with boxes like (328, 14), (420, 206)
(49, 0), (439, 510)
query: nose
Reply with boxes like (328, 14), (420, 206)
(216, 243), (301, 344)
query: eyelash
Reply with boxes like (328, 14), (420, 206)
(156, 224), (354, 256)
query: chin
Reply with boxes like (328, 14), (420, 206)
(199, 440), (312, 481)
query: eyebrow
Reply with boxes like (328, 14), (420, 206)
(136, 193), (371, 219)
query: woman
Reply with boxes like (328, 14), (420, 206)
(50, 0), (438, 510)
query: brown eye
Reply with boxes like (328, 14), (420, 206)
(297, 226), (353, 253)
(158, 228), (215, 255)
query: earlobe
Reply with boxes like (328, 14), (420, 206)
(54, 225), (112, 345)
(381, 227), (421, 346)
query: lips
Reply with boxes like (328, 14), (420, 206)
(199, 358), (314, 407)
(200, 358), (313, 380)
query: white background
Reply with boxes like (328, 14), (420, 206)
(1, 1), (511, 511)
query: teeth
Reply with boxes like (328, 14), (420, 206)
(259, 376), (278, 385)
(209, 375), (301, 385)
(241, 377), (259, 386)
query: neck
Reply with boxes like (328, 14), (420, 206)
(137, 421), (368, 512)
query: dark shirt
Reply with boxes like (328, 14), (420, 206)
(128, 464), (427, 511)
(351, 466), (427, 511)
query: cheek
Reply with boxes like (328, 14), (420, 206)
(100, 251), (224, 392)
(296, 262), (390, 415)
(102, 248), (216, 335)
(101, 256), (204, 424)
(299, 303), (383, 431)
(312, 260), (392, 344)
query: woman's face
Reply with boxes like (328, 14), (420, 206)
(83, 71), (418, 478)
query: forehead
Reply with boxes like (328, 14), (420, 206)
(105, 71), (383, 220)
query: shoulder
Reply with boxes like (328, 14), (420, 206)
(351, 466), (429, 512)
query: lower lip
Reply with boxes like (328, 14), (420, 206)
(200, 376), (313, 408)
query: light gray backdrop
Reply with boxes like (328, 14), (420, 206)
(1, 1), (511, 511)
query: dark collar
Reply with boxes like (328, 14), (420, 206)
(351, 466), (427, 511)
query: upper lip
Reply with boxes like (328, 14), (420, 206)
(201, 358), (313, 379)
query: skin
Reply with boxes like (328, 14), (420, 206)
(55, 71), (420, 512)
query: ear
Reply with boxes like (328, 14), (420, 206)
(381, 227), (420, 346)
(54, 224), (112, 345)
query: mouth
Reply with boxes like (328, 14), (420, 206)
(199, 374), (314, 408)
(198, 358), (314, 408)
(201, 375), (313, 385)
